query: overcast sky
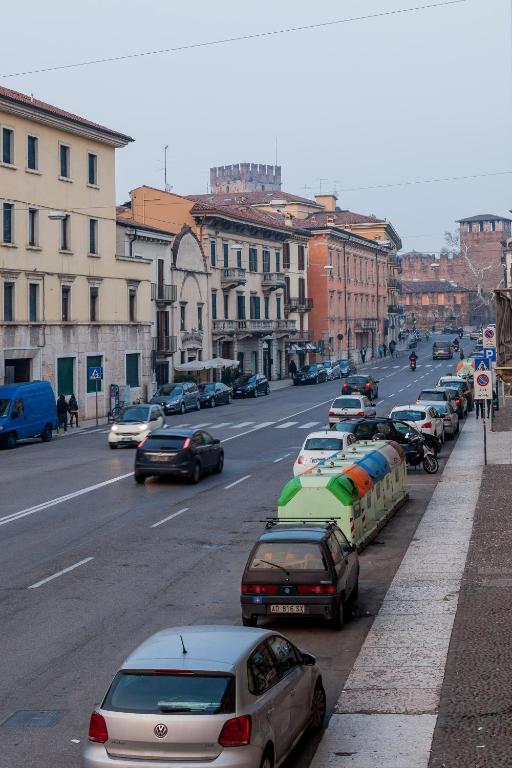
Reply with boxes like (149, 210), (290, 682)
(2, 0), (510, 252)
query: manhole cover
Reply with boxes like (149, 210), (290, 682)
(1, 710), (63, 728)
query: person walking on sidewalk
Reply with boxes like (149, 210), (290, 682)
(56, 394), (69, 432)
(383, 342), (388, 357)
(68, 393), (79, 427)
(288, 359), (297, 378)
(360, 346), (367, 364)
(389, 339), (396, 357)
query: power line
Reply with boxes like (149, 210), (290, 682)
(339, 169), (512, 192)
(0, 0), (466, 79)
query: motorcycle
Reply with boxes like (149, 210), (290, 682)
(404, 433), (439, 474)
(409, 358), (417, 371)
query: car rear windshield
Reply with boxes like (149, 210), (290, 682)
(304, 437), (345, 451)
(434, 403), (449, 414)
(250, 542), (328, 571)
(392, 410), (425, 421)
(143, 435), (188, 450)
(103, 671), (235, 715)
(347, 376), (367, 385)
(419, 390), (444, 401)
(330, 422), (357, 432)
(332, 398), (361, 409)
(119, 406), (151, 423)
(157, 385), (182, 397)
(199, 384), (215, 392)
(433, 343), (451, 350)
(236, 375), (254, 385)
(0, 399), (10, 418)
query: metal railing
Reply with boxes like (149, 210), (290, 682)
(152, 335), (177, 355)
(151, 283), (177, 304)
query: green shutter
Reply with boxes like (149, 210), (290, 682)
(57, 357), (74, 396)
(126, 353), (140, 387)
(86, 355), (103, 393)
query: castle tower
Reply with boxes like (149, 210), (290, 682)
(210, 163), (282, 194)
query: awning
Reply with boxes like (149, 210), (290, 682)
(174, 358), (241, 372)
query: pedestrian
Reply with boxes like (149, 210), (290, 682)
(360, 346), (367, 364)
(56, 394), (69, 432)
(389, 340), (396, 357)
(288, 359), (297, 378)
(383, 342), (387, 357)
(475, 399), (485, 420)
(486, 397), (492, 419)
(68, 393), (79, 427)
(459, 348), (464, 360)
(378, 344), (383, 359)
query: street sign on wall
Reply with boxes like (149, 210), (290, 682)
(483, 326), (496, 348)
(474, 367), (493, 399)
(88, 366), (103, 380)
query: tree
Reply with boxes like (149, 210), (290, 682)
(441, 230), (499, 315)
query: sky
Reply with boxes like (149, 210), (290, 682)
(2, 0), (510, 253)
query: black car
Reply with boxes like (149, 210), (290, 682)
(331, 416), (442, 454)
(338, 359), (357, 377)
(341, 374), (379, 401)
(443, 325), (458, 334)
(293, 364), (327, 385)
(241, 523), (359, 630)
(233, 374), (270, 398)
(198, 382), (232, 408)
(134, 428), (223, 484)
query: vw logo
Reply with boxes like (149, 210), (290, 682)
(284, 587), (291, 595)
(154, 724), (168, 739)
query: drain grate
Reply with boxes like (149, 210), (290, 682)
(1, 710), (63, 728)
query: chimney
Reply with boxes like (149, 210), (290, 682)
(315, 194), (338, 212)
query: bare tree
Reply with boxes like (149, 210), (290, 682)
(441, 230), (500, 310)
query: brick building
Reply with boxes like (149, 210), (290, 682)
(402, 280), (471, 330)
(210, 163), (281, 194)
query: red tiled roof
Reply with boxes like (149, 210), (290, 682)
(402, 279), (468, 294)
(189, 190), (322, 208)
(300, 210), (384, 228)
(0, 85), (133, 143)
(457, 213), (512, 223)
(190, 200), (310, 235)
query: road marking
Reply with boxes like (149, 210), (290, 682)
(398, 388), (404, 392)
(299, 421), (320, 429)
(212, 422), (232, 428)
(273, 457), (283, 463)
(172, 423), (190, 427)
(377, 400), (385, 405)
(28, 557), (94, 589)
(275, 421), (299, 429)
(150, 507), (189, 529)
(194, 422), (211, 428)
(426, 364), (432, 367)
(393, 365), (400, 369)
(225, 474), (251, 489)
(0, 473), (134, 529)
(405, 384), (412, 388)
(230, 421), (254, 428)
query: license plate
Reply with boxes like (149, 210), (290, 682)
(147, 453), (174, 462)
(120, 436), (134, 441)
(270, 605), (306, 614)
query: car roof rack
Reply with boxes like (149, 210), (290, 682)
(262, 517), (337, 530)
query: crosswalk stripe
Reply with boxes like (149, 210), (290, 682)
(275, 421), (299, 429)
(212, 422), (232, 428)
(194, 423), (211, 428)
(299, 421), (320, 429)
(172, 423), (190, 427)
(230, 421), (254, 429)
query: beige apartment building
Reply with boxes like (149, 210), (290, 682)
(0, 86), (151, 417)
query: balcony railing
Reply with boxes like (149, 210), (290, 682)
(285, 296), (314, 313)
(355, 318), (378, 332)
(289, 330), (313, 342)
(212, 319), (296, 336)
(262, 272), (286, 291)
(388, 304), (402, 315)
(221, 267), (247, 289)
(151, 283), (177, 305)
(152, 335), (177, 356)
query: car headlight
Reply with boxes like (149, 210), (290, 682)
(0, 425), (3, 431)
(112, 425), (118, 432)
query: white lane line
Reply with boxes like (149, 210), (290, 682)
(398, 388), (404, 392)
(275, 421), (299, 429)
(413, 379), (419, 383)
(426, 364), (433, 367)
(212, 422), (232, 428)
(172, 423), (190, 428)
(405, 384), (412, 388)
(225, 475), (251, 489)
(300, 421), (320, 429)
(273, 457), (284, 463)
(393, 365), (400, 369)
(230, 421), (254, 429)
(194, 423), (212, 428)
(150, 507), (189, 529)
(377, 400), (385, 405)
(28, 557), (94, 590)
(0, 473), (134, 528)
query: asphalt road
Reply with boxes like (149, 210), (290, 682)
(0, 335), (466, 768)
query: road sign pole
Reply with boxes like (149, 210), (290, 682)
(483, 414), (487, 466)
(95, 377), (99, 427)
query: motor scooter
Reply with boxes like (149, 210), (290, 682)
(409, 358), (417, 371)
(403, 433), (439, 473)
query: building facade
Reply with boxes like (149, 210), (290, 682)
(401, 280), (470, 330)
(0, 86), (151, 417)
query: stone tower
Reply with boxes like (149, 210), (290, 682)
(210, 163), (282, 194)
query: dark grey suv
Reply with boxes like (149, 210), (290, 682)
(150, 382), (200, 415)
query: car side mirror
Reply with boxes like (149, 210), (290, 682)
(212, 438), (221, 444)
(301, 652), (316, 666)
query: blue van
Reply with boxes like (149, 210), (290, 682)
(0, 381), (57, 449)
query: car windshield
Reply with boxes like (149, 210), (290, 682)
(0, 398), (10, 418)
(340, 361), (350, 368)
(143, 434), (188, 450)
(331, 422), (357, 432)
(304, 437), (345, 451)
(236, 375), (255, 385)
(322, 361), (333, 368)
(333, 398), (362, 409)
(104, 671), (235, 715)
(300, 365), (315, 373)
(347, 376), (367, 385)
(198, 384), (215, 393)
(157, 385), (182, 397)
(434, 403), (449, 415)
(118, 406), (151, 423)
(250, 542), (328, 571)
(419, 390), (444, 401)
(392, 410), (425, 421)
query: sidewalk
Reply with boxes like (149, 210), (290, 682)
(311, 403), (512, 767)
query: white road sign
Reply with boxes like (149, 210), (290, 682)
(473, 367), (493, 399)
(483, 326), (496, 349)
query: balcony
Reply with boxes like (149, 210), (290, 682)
(211, 319), (296, 337)
(386, 276), (402, 291)
(221, 267), (247, 289)
(388, 304), (402, 315)
(152, 335), (177, 356)
(262, 272), (286, 292)
(387, 254), (403, 273)
(289, 329), (313, 342)
(285, 296), (314, 313)
(274, 319), (296, 335)
(151, 283), (177, 305)
(355, 318), (378, 332)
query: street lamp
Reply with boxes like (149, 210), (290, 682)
(48, 210), (67, 221)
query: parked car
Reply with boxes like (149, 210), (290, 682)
(293, 364), (327, 385)
(241, 522), (359, 630)
(293, 430), (358, 475)
(108, 404), (165, 448)
(432, 341), (453, 360)
(328, 395), (376, 425)
(321, 360), (341, 380)
(417, 388), (452, 406)
(198, 382), (232, 408)
(437, 375), (474, 411)
(233, 374), (270, 398)
(0, 381), (57, 449)
(437, 385), (468, 418)
(430, 401), (459, 439)
(331, 416), (443, 455)
(338, 359), (357, 377)
(388, 404), (445, 443)
(150, 382), (200, 415)
(341, 374), (379, 401)
(469, 330), (481, 341)
(134, 428), (223, 484)
(82, 625), (326, 768)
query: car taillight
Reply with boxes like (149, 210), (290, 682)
(423, 422), (432, 429)
(297, 584), (337, 595)
(357, 411), (365, 416)
(182, 437), (191, 448)
(88, 712), (108, 743)
(364, 383), (371, 388)
(297, 455), (304, 464)
(137, 436), (148, 448)
(328, 410), (335, 417)
(342, 384), (348, 390)
(241, 584), (278, 595)
(218, 715), (251, 747)
(455, 398), (461, 406)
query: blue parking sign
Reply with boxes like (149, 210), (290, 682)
(88, 366), (103, 380)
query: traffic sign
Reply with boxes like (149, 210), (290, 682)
(484, 347), (496, 361)
(88, 366), (103, 381)
(474, 358), (490, 370)
(483, 326), (496, 348)
(474, 369), (492, 399)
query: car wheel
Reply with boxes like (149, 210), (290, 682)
(210, 397), (216, 408)
(109, 443), (118, 449)
(189, 461), (201, 484)
(41, 425), (53, 442)
(331, 597), (345, 631)
(242, 615), (258, 627)
(309, 681), (327, 734)
(315, 377), (319, 384)
(213, 453), (224, 474)
(228, 393), (232, 403)
(265, 385), (270, 395)
(252, 389), (257, 398)
(259, 748), (274, 768)
(134, 473), (146, 484)
(180, 402), (186, 415)
(5, 433), (17, 450)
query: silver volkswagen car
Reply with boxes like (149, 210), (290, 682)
(82, 625), (325, 768)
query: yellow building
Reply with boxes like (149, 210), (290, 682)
(0, 86), (152, 417)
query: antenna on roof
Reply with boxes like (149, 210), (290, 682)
(163, 145), (172, 193)
(179, 634), (188, 655)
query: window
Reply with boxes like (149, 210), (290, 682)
(249, 247), (258, 272)
(283, 242), (290, 270)
(275, 250), (280, 272)
(298, 277), (305, 303)
(89, 286), (99, 321)
(267, 636), (299, 675)
(27, 135), (38, 170)
(29, 283), (39, 321)
(3, 282), (14, 321)
(126, 353), (140, 387)
(28, 208), (38, 246)
(60, 144), (70, 178)
(128, 286), (137, 322)
(237, 294), (246, 320)
(298, 244), (305, 271)
(284, 276), (290, 304)
(87, 152), (97, 185)
(211, 291), (217, 320)
(250, 295), (260, 319)
(262, 248), (270, 273)
(210, 239), (216, 267)
(3, 202), (13, 243)
(223, 293), (229, 319)
(61, 285), (71, 321)
(264, 295), (269, 320)
(247, 643), (279, 696)
(236, 248), (242, 269)
(86, 355), (103, 393)
(60, 215), (70, 251)
(180, 304), (186, 331)
(276, 295), (281, 320)
(197, 304), (203, 331)
(2, 128), (14, 165)
(89, 218), (98, 254)
(223, 242), (229, 268)
(326, 534), (343, 566)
